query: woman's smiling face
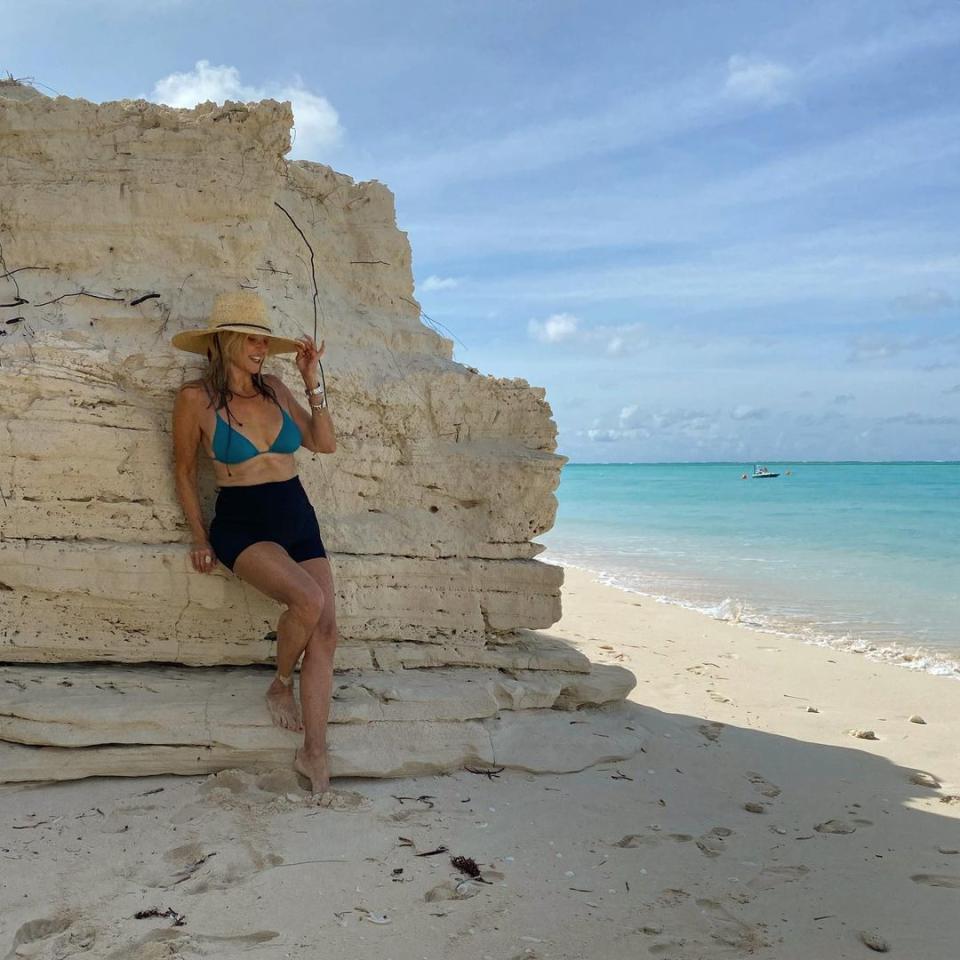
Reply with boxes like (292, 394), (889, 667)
(220, 332), (270, 375)
(243, 334), (270, 370)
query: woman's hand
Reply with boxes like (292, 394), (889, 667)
(295, 335), (326, 385)
(189, 540), (217, 574)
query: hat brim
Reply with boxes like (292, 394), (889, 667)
(171, 325), (301, 356)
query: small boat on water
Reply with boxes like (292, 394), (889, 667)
(752, 464), (779, 479)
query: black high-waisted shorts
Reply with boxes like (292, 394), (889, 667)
(209, 476), (327, 571)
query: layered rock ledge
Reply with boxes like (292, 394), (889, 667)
(0, 657), (640, 782)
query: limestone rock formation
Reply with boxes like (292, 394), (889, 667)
(0, 82), (640, 782)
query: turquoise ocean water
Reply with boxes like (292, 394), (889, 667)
(541, 463), (960, 678)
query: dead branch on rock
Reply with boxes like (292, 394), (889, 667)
(274, 200), (320, 340)
(403, 297), (467, 350)
(465, 765), (505, 780)
(0, 266), (48, 282)
(130, 292), (160, 306)
(33, 290), (125, 307)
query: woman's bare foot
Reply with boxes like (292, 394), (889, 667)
(294, 746), (330, 794)
(266, 677), (302, 731)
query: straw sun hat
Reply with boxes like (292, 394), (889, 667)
(170, 291), (301, 356)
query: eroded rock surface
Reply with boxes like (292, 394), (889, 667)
(0, 83), (639, 782)
(0, 84), (562, 656)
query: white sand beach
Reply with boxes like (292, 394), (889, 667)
(3, 566), (958, 960)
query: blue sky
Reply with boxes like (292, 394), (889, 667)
(5, 0), (959, 461)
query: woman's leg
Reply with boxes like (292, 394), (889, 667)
(293, 556), (337, 793)
(233, 542), (326, 732)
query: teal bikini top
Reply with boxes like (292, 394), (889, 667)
(212, 405), (302, 464)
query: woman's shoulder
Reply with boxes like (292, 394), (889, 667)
(263, 373), (293, 401)
(178, 378), (209, 394)
(176, 379), (213, 410)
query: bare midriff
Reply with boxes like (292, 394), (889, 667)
(211, 451), (299, 488)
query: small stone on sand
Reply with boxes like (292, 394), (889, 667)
(805, 706), (819, 713)
(849, 729), (878, 740)
(743, 802), (765, 814)
(909, 771), (940, 789)
(908, 714), (926, 724)
(859, 930), (890, 952)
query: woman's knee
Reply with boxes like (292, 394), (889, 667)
(306, 619), (337, 654)
(287, 583), (326, 633)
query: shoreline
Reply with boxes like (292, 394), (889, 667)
(2, 569), (958, 958)
(544, 553), (960, 682)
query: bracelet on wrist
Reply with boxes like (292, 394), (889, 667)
(304, 383), (324, 397)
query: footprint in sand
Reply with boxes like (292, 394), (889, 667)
(649, 938), (688, 956)
(911, 874), (960, 888)
(746, 772), (781, 799)
(695, 833), (725, 858)
(199, 768), (254, 797)
(814, 819), (857, 835)
(695, 828), (733, 858)
(698, 721), (725, 743)
(255, 767), (304, 795)
(311, 788), (370, 811)
(695, 898), (769, 953)
(389, 806), (433, 823)
(748, 864), (810, 891)
(708, 690), (733, 704)
(5, 915), (76, 957)
(111, 927), (279, 958)
(657, 888), (691, 907)
(198, 766), (348, 811)
(127, 838), (283, 893)
(613, 833), (660, 848)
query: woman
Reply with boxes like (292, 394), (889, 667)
(171, 291), (337, 793)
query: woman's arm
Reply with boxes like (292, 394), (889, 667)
(172, 385), (215, 571)
(270, 336), (336, 454)
(271, 374), (337, 454)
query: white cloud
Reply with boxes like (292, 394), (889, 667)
(587, 428), (624, 443)
(588, 406), (713, 442)
(730, 404), (769, 421)
(420, 275), (459, 292)
(150, 60), (342, 158)
(892, 288), (955, 313)
(528, 312), (579, 344)
(152, 60), (244, 106)
(723, 55), (794, 106)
